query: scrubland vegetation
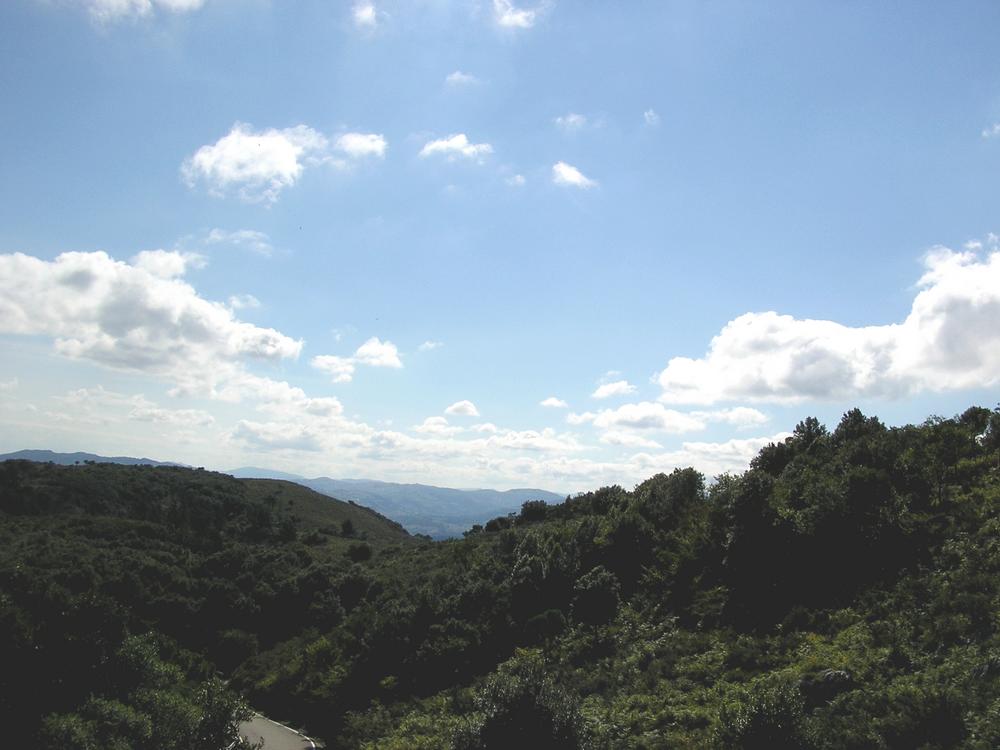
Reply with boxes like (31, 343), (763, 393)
(2, 406), (1000, 748)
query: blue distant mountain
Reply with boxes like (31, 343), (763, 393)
(228, 467), (565, 539)
(0, 449), (185, 467)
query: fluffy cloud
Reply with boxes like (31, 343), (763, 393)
(312, 336), (402, 383)
(310, 355), (356, 384)
(493, 0), (537, 28)
(335, 132), (387, 159)
(0, 250), (301, 396)
(418, 340), (443, 352)
(446, 71), (479, 86)
(555, 113), (587, 131)
(506, 174), (526, 187)
(354, 337), (402, 367)
(552, 161), (596, 188)
(540, 396), (568, 408)
(982, 123), (1000, 139)
(182, 124), (385, 203)
(445, 399), (480, 417)
(220, 373), (344, 416)
(182, 123), (329, 203)
(132, 249), (204, 278)
(644, 109), (661, 126)
(591, 380), (636, 399)
(657, 246), (1000, 404)
(420, 134), (493, 161)
(414, 416), (463, 436)
(84, 0), (205, 23)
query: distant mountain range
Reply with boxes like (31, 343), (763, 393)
(0, 451), (564, 538)
(0, 449), (185, 467)
(229, 468), (566, 539)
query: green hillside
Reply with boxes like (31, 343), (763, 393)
(3, 407), (1000, 748)
(0, 461), (412, 748)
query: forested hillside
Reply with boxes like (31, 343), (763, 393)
(3, 407), (1000, 748)
(0, 463), (411, 748)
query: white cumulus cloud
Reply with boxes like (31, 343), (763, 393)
(182, 123), (330, 203)
(552, 161), (596, 188)
(310, 355), (356, 384)
(420, 134), (493, 162)
(182, 123), (384, 203)
(354, 337), (402, 367)
(335, 132), (387, 159)
(0, 250), (302, 397)
(414, 416), (463, 436)
(312, 336), (402, 384)
(445, 399), (480, 417)
(540, 396), (568, 408)
(656, 245), (1000, 404)
(131, 249), (204, 279)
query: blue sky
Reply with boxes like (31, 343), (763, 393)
(1, 0), (999, 490)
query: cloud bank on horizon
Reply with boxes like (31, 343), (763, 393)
(1, 239), (998, 489)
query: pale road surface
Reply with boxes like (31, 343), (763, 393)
(240, 714), (316, 749)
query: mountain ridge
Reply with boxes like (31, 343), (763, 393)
(229, 467), (566, 539)
(0, 451), (565, 538)
(0, 448), (186, 467)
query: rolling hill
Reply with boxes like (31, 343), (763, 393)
(229, 468), (566, 538)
